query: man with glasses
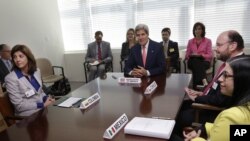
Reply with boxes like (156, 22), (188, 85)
(0, 44), (12, 85)
(177, 30), (245, 130)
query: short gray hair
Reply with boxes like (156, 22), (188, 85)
(135, 24), (149, 35)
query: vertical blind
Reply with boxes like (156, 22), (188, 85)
(57, 0), (250, 52)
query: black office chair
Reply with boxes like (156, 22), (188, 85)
(83, 61), (113, 83)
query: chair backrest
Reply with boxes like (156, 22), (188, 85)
(36, 58), (53, 77)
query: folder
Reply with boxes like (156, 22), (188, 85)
(124, 117), (175, 139)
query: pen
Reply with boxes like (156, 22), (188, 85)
(112, 75), (117, 79)
(152, 116), (172, 120)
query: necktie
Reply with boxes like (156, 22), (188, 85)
(98, 44), (102, 60)
(203, 63), (226, 95)
(142, 46), (147, 67)
(6, 60), (12, 71)
(163, 41), (168, 57)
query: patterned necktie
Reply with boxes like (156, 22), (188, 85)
(142, 46), (147, 67)
(98, 44), (102, 60)
(203, 63), (226, 95)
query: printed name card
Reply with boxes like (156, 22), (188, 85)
(144, 81), (157, 95)
(103, 113), (129, 139)
(80, 93), (100, 109)
(118, 77), (141, 84)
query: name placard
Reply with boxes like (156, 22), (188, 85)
(80, 93), (100, 109)
(118, 77), (141, 84)
(103, 113), (129, 139)
(144, 81), (157, 95)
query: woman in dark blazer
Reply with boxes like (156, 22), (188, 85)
(120, 28), (136, 71)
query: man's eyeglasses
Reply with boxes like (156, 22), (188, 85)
(221, 71), (234, 79)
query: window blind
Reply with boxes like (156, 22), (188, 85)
(57, 0), (250, 52)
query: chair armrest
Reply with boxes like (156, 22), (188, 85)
(52, 66), (65, 77)
(192, 103), (224, 111)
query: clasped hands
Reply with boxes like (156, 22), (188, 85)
(131, 66), (147, 77)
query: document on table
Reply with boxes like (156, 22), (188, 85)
(124, 117), (175, 139)
(57, 97), (82, 108)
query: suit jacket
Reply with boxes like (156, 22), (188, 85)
(194, 54), (245, 107)
(160, 40), (180, 70)
(5, 69), (46, 116)
(85, 41), (113, 64)
(0, 59), (10, 83)
(193, 103), (250, 141)
(124, 39), (166, 76)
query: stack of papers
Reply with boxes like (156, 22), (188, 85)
(124, 117), (175, 139)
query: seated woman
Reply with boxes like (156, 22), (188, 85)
(5, 45), (55, 116)
(183, 55), (250, 141)
(120, 28), (136, 71)
(185, 22), (213, 89)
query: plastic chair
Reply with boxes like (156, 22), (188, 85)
(36, 58), (65, 83)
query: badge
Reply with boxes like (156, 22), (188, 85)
(212, 82), (218, 90)
(169, 48), (175, 52)
(25, 89), (36, 97)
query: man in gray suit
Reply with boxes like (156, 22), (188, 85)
(0, 44), (12, 84)
(85, 31), (113, 81)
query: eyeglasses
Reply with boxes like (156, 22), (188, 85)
(221, 71), (234, 79)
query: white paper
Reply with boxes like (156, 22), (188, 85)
(124, 117), (175, 139)
(58, 97), (82, 107)
(89, 61), (100, 66)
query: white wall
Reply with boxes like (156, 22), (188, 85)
(0, 0), (64, 66)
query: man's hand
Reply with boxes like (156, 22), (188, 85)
(131, 66), (147, 77)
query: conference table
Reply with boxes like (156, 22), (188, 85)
(0, 72), (191, 141)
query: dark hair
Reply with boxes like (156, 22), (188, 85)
(161, 27), (171, 35)
(95, 31), (103, 37)
(193, 22), (206, 37)
(227, 55), (250, 106)
(0, 44), (7, 51)
(11, 45), (37, 74)
(227, 30), (244, 50)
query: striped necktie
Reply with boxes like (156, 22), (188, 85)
(203, 63), (226, 95)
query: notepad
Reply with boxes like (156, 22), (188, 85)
(124, 117), (175, 139)
(57, 97), (82, 108)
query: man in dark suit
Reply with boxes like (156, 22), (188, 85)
(177, 30), (245, 129)
(160, 27), (180, 73)
(0, 44), (12, 85)
(124, 24), (166, 77)
(85, 31), (113, 81)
